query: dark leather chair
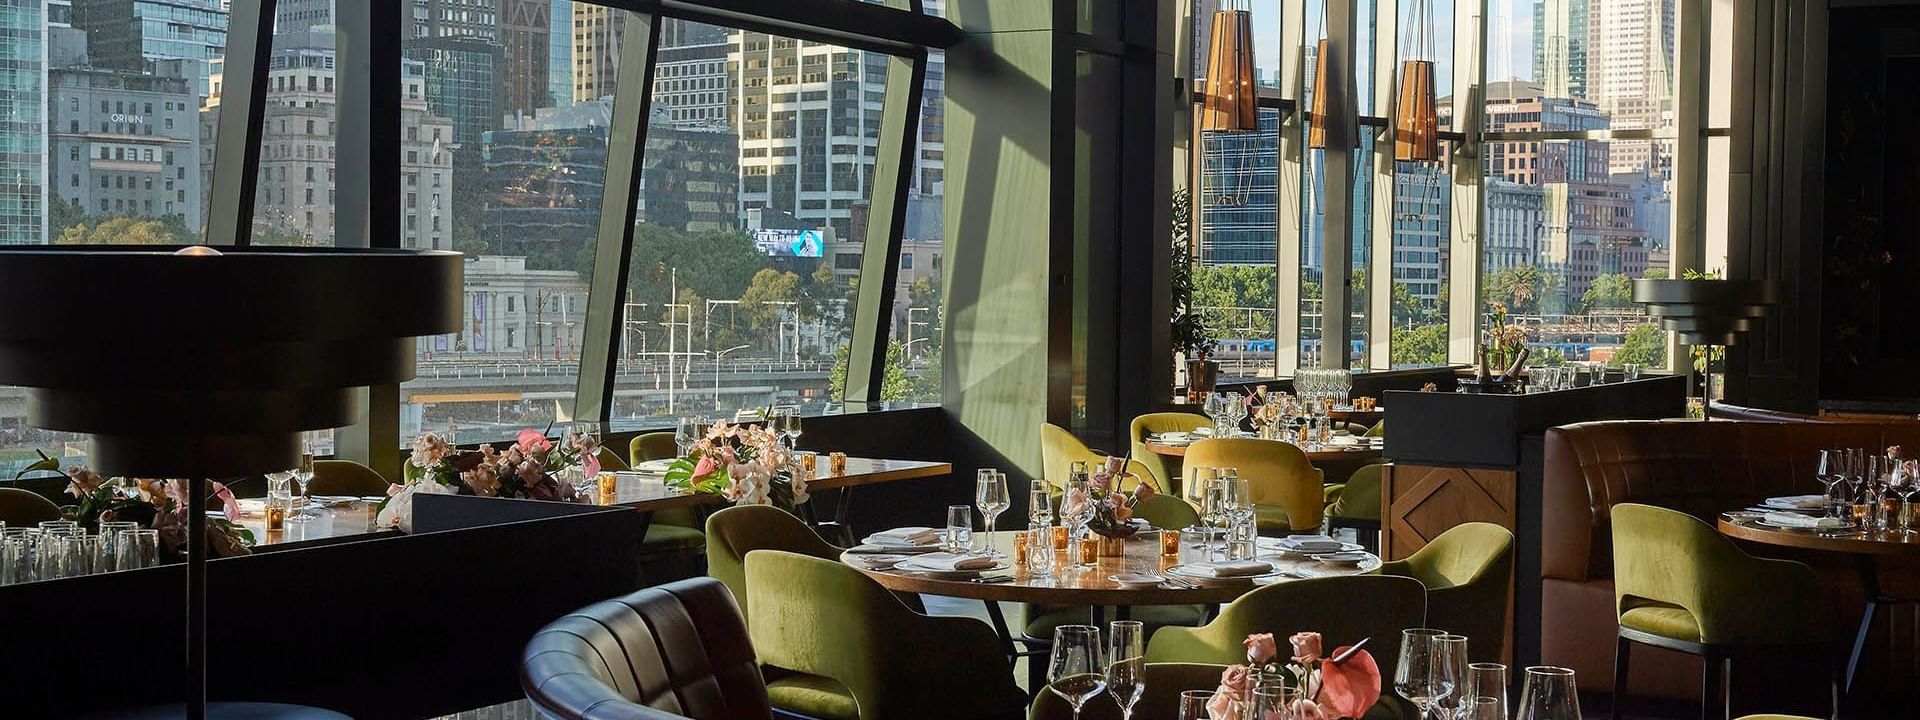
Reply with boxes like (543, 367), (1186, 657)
(522, 577), (771, 720)
(1542, 420), (1920, 702)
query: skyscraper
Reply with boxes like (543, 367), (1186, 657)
(276, 0), (334, 32)
(1587, 0), (1674, 176)
(0, 0), (47, 244)
(497, 0), (551, 115)
(71, 0), (227, 98)
(1532, 0), (1588, 99)
(571, 3), (620, 102)
(546, 0), (569, 107)
(1197, 110), (1279, 265)
(730, 32), (891, 239)
(405, 35), (501, 145)
(411, 0), (498, 40)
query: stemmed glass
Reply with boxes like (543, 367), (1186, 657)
(1030, 481), (1055, 526)
(1431, 635), (1472, 720)
(1220, 473), (1255, 560)
(1817, 450), (1843, 518)
(975, 469), (1009, 557)
(1106, 621), (1146, 720)
(1515, 666), (1581, 720)
(1047, 625), (1108, 720)
(1395, 628), (1456, 720)
(776, 407), (803, 451)
(1062, 473), (1095, 568)
(676, 417), (702, 455)
(1227, 392), (1248, 436)
(288, 436), (320, 523)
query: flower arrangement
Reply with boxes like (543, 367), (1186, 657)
(663, 420), (808, 508)
(378, 426), (595, 531)
(1209, 631), (1380, 720)
(1484, 303), (1528, 372)
(1063, 456), (1157, 539)
(62, 467), (253, 558)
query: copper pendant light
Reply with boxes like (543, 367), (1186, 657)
(1395, 0), (1440, 160)
(1308, 38), (1356, 149)
(1308, 38), (1332, 148)
(1201, 4), (1258, 132)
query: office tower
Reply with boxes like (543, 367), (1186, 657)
(1197, 110), (1279, 265)
(571, 3), (619, 102)
(48, 61), (204, 230)
(1391, 162), (1450, 304)
(1532, 0), (1589, 99)
(1587, 0), (1674, 176)
(405, 35), (501, 145)
(0, 0), (47, 244)
(411, 0), (498, 40)
(71, 0), (227, 97)
(652, 34), (729, 125)
(730, 32), (891, 239)
(498, 0), (550, 115)
(276, 0), (333, 32)
(546, 0), (569, 107)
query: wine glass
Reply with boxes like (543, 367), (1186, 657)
(976, 469), (1010, 558)
(1395, 628), (1455, 720)
(1177, 690), (1216, 720)
(1030, 481), (1055, 526)
(1106, 621), (1146, 720)
(1431, 635), (1472, 719)
(1198, 472), (1227, 552)
(289, 436), (320, 523)
(777, 407), (803, 450)
(1048, 625), (1108, 720)
(1515, 666), (1581, 720)
(1220, 474), (1254, 559)
(1062, 475), (1095, 567)
(1466, 662), (1509, 719)
(1817, 450), (1843, 518)
(1228, 392), (1248, 435)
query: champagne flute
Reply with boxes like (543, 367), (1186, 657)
(1395, 628), (1455, 720)
(1515, 666), (1580, 720)
(1030, 481), (1054, 526)
(675, 416), (700, 456)
(1817, 449), (1843, 518)
(1048, 625), (1108, 720)
(289, 436), (319, 522)
(975, 469), (1010, 558)
(1107, 621), (1146, 720)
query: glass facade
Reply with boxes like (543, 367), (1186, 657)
(0, 0), (46, 245)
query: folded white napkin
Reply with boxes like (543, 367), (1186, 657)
(870, 527), (940, 545)
(903, 552), (997, 571)
(1762, 512), (1845, 529)
(1766, 495), (1826, 510)
(1277, 534), (1345, 553)
(1194, 560), (1272, 578)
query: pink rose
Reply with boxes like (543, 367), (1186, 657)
(1244, 633), (1278, 664)
(1290, 699), (1330, 720)
(1112, 502), (1133, 523)
(1133, 481), (1157, 503)
(1290, 632), (1323, 665)
(1090, 471), (1113, 493)
(1207, 665), (1251, 719)
(515, 428), (552, 455)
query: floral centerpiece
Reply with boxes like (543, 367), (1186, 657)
(1209, 631), (1381, 720)
(62, 466), (253, 558)
(1484, 303), (1528, 373)
(663, 420), (808, 509)
(1065, 456), (1157, 540)
(377, 426), (594, 531)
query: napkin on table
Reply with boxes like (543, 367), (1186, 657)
(1766, 495), (1826, 510)
(1761, 512), (1845, 529)
(870, 527), (941, 545)
(905, 552), (997, 571)
(1276, 534), (1345, 553)
(1193, 560), (1272, 578)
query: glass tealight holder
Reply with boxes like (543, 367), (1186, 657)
(1050, 525), (1069, 551)
(596, 471), (619, 497)
(828, 452), (847, 475)
(1076, 535), (1099, 567)
(798, 451), (818, 471)
(1159, 528), (1182, 556)
(1013, 530), (1030, 564)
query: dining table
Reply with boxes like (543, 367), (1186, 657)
(1717, 511), (1920, 692)
(1141, 436), (1386, 464)
(598, 457), (951, 543)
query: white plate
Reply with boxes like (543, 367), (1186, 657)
(635, 459), (678, 475)
(1327, 436), (1360, 447)
(1164, 562), (1283, 585)
(1259, 537), (1362, 557)
(1293, 556), (1381, 578)
(893, 559), (1011, 577)
(860, 535), (945, 550)
(1109, 573), (1167, 589)
(1756, 518), (1856, 531)
(1763, 495), (1827, 511)
(852, 554), (909, 570)
(1310, 551), (1372, 566)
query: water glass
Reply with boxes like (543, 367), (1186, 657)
(0, 535), (30, 585)
(976, 470), (1010, 558)
(1623, 362), (1643, 380)
(1047, 625), (1108, 720)
(36, 534), (73, 580)
(1459, 696), (1508, 720)
(116, 529), (160, 571)
(1177, 690), (1216, 720)
(944, 505), (975, 553)
(1396, 628), (1456, 720)
(1466, 662), (1510, 713)
(1106, 621), (1146, 720)
(1027, 522), (1055, 577)
(38, 520), (78, 535)
(1515, 666), (1581, 720)
(68, 534), (104, 576)
(675, 417), (701, 455)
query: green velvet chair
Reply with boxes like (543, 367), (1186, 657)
(628, 431), (704, 572)
(1041, 422), (1159, 491)
(308, 459), (390, 497)
(706, 504), (922, 616)
(1610, 503), (1835, 720)
(1377, 521), (1513, 665)
(1364, 419), (1385, 438)
(1146, 575), (1425, 720)
(1324, 462), (1384, 538)
(1129, 412), (1209, 498)
(595, 446), (628, 472)
(746, 550), (1027, 720)
(628, 431), (678, 465)
(1181, 437), (1323, 534)
(0, 487), (63, 526)
(1028, 662), (1229, 720)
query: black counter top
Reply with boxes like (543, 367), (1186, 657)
(1383, 374), (1688, 467)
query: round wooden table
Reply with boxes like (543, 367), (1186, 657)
(842, 530), (1381, 607)
(1142, 438), (1385, 464)
(1718, 514), (1920, 692)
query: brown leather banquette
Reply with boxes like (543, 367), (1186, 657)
(1541, 419), (1920, 700)
(522, 577), (771, 720)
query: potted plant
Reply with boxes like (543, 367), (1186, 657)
(1172, 189), (1219, 401)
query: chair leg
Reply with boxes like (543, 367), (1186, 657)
(1698, 648), (1722, 720)
(1828, 644), (1842, 720)
(1613, 634), (1632, 720)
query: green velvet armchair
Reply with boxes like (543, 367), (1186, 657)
(707, 504), (922, 616)
(628, 431), (678, 464)
(1377, 521), (1513, 665)
(1129, 412), (1209, 497)
(1181, 437), (1323, 534)
(747, 550), (1027, 720)
(1041, 423), (1159, 491)
(1610, 503), (1834, 720)
(1145, 575), (1425, 720)
(308, 459), (390, 497)
(1028, 663), (1229, 720)
(1324, 462), (1384, 525)
(629, 431), (704, 566)
(0, 487), (62, 526)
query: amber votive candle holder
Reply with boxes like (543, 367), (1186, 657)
(828, 452), (847, 475)
(596, 472), (619, 496)
(798, 451), (818, 471)
(1077, 536), (1099, 563)
(1013, 531), (1030, 564)
(1158, 528), (1181, 556)
(1050, 525), (1069, 551)
(265, 504), (286, 532)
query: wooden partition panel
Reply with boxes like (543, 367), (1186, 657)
(1381, 464), (1516, 561)
(0, 506), (646, 718)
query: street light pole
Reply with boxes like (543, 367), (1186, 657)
(713, 344), (751, 412)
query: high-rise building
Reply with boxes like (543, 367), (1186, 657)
(1587, 0), (1674, 176)
(0, 0), (47, 244)
(410, 0), (498, 40)
(405, 35), (501, 145)
(546, 0), (569, 107)
(71, 0), (227, 97)
(1532, 0), (1589, 99)
(652, 37), (729, 125)
(571, 3), (620, 102)
(497, 0), (549, 116)
(1391, 162), (1450, 304)
(1484, 180), (1546, 275)
(730, 33), (891, 239)
(1197, 110), (1279, 265)
(276, 0), (334, 32)
(47, 61), (204, 230)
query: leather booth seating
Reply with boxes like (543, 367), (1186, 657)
(522, 577), (771, 720)
(1542, 419), (1920, 702)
